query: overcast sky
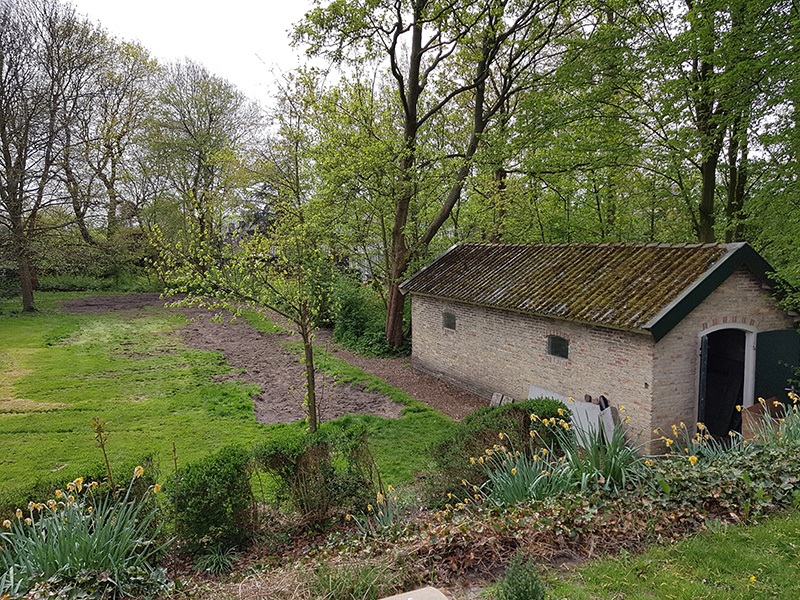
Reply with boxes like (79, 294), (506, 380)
(69, 0), (313, 106)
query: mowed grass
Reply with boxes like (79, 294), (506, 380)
(0, 297), (266, 503)
(0, 293), (453, 506)
(548, 511), (800, 599)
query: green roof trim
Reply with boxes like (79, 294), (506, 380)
(401, 242), (783, 341)
(643, 243), (774, 341)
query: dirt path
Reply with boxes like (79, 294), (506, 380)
(60, 293), (486, 423)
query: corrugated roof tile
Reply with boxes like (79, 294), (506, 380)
(401, 243), (732, 331)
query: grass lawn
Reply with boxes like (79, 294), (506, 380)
(548, 511), (800, 599)
(0, 293), (452, 507)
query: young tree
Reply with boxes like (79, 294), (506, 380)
(153, 205), (334, 434)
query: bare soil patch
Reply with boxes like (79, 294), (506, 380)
(59, 293), (486, 424)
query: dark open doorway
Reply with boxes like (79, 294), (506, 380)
(699, 329), (746, 438)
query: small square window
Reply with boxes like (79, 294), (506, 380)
(547, 335), (569, 359)
(443, 312), (456, 331)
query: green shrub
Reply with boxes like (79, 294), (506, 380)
(332, 275), (409, 357)
(425, 397), (569, 504)
(0, 468), (170, 599)
(494, 553), (546, 600)
(253, 422), (375, 523)
(193, 545), (236, 575)
(169, 445), (255, 553)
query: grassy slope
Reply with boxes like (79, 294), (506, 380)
(548, 511), (800, 599)
(0, 294), (453, 505)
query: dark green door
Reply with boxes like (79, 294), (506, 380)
(755, 329), (800, 401)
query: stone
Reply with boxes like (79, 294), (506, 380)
(379, 587), (449, 600)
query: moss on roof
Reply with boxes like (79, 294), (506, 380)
(401, 243), (760, 335)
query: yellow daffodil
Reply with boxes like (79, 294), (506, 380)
(749, 575), (756, 583)
(15, 508), (22, 519)
(2, 520), (10, 529)
(644, 459), (654, 467)
(688, 455), (698, 466)
(697, 422), (706, 431)
(511, 468), (518, 475)
(133, 465), (144, 479)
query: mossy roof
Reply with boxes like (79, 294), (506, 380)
(400, 242), (776, 341)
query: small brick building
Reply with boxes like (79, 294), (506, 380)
(400, 243), (800, 449)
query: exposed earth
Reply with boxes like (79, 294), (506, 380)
(60, 293), (487, 424)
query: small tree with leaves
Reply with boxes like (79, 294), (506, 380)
(153, 205), (334, 433)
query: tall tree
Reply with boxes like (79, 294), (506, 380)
(297, 0), (578, 346)
(0, 0), (105, 311)
(61, 39), (157, 246)
(145, 61), (261, 246)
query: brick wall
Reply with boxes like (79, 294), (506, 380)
(410, 295), (655, 443)
(652, 267), (796, 444)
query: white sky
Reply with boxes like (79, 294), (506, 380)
(69, 0), (313, 107)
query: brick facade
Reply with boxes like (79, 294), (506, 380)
(411, 295), (655, 443)
(651, 268), (796, 439)
(410, 267), (795, 452)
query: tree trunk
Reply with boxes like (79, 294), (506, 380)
(385, 278), (407, 349)
(300, 310), (318, 433)
(725, 114), (748, 242)
(17, 243), (36, 313)
(697, 153), (719, 242)
(489, 167), (507, 243)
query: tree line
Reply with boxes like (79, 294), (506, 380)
(2, 0), (798, 341)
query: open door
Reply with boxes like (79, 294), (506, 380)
(755, 329), (800, 402)
(698, 329), (746, 437)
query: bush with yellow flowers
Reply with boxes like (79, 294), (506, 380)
(424, 397), (571, 506)
(0, 467), (170, 599)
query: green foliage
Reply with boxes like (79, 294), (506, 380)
(253, 422), (375, 522)
(478, 414), (643, 507)
(169, 445), (255, 553)
(551, 417), (646, 493)
(0, 469), (170, 599)
(192, 545), (237, 575)
(347, 482), (401, 538)
(493, 553), (547, 600)
(425, 398), (568, 504)
(332, 275), (408, 357)
(480, 439), (575, 507)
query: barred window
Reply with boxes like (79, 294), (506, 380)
(547, 335), (569, 359)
